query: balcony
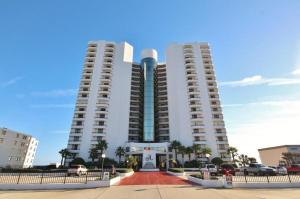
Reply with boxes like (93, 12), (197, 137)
(76, 99), (88, 105)
(68, 138), (82, 143)
(194, 140), (207, 144)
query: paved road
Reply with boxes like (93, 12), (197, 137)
(1, 185), (300, 199)
(119, 172), (191, 185)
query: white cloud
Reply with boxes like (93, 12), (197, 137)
(292, 68), (300, 75)
(220, 75), (300, 87)
(223, 100), (300, 108)
(225, 99), (300, 162)
(1, 76), (23, 88)
(30, 104), (74, 108)
(31, 89), (77, 97)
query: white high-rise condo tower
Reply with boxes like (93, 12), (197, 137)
(66, 40), (230, 168)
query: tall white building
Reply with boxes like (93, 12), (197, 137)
(66, 40), (230, 168)
(0, 128), (38, 168)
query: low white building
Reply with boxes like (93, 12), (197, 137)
(0, 127), (38, 168)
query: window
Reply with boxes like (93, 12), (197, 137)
(0, 138), (4, 143)
(75, 128), (81, 133)
(82, 94), (87, 98)
(213, 114), (220, 119)
(76, 121), (83, 126)
(79, 107), (85, 111)
(73, 136), (80, 141)
(217, 136), (224, 141)
(23, 135), (27, 140)
(216, 129), (223, 133)
(96, 128), (104, 133)
(220, 153), (227, 158)
(1, 130), (6, 135)
(212, 108), (218, 111)
(16, 133), (20, 138)
(77, 114), (84, 118)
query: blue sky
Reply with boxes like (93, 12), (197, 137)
(0, 0), (300, 164)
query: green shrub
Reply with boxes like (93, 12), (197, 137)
(70, 157), (86, 166)
(168, 168), (184, 173)
(184, 160), (200, 168)
(116, 168), (133, 173)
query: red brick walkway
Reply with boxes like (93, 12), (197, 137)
(118, 172), (191, 185)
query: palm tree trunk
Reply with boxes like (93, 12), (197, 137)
(119, 156), (121, 164)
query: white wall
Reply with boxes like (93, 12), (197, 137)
(79, 41), (106, 160)
(193, 43), (219, 157)
(165, 42), (226, 158)
(166, 44), (193, 146)
(105, 42), (133, 159)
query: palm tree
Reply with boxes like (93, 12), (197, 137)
(227, 147), (238, 163)
(239, 154), (250, 167)
(185, 146), (193, 161)
(170, 140), (181, 163)
(178, 145), (186, 165)
(192, 144), (201, 160)
(248, 157), (257, 163)
(211, 157), (224, 169)
(200, 147), (212, 163)
(125, 156), (138, 169)
(115, 146), (126, 164)
(59, 149), (71, 167)
(281, 152), (300, 166)
(89, 148), (98, 164)
(96, 140), (108, 166)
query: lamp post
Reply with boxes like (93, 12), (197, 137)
(101, 154), (106, 179)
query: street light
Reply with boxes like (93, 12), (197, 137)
(101, 154), (106, 179)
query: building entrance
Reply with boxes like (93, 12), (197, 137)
(125, 142), (169, 171)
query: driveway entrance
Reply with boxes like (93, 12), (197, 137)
(118, 172), (191, 185)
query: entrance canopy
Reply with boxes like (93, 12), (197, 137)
(125, 142), (169, 170)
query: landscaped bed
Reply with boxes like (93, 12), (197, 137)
(167, 168), (185, 176)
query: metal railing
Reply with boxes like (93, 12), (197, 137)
(0, 169), (113, 185)
(233, 174), (300, 183)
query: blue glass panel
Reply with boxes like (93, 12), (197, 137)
(141, 57), (157, 142)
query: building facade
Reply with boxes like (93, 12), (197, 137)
(258, 145), (300, 166)
(66, 40), (230, 168)
(0, 128), (38, 168)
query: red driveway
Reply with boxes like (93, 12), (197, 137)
(118, 172), (191, 185)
